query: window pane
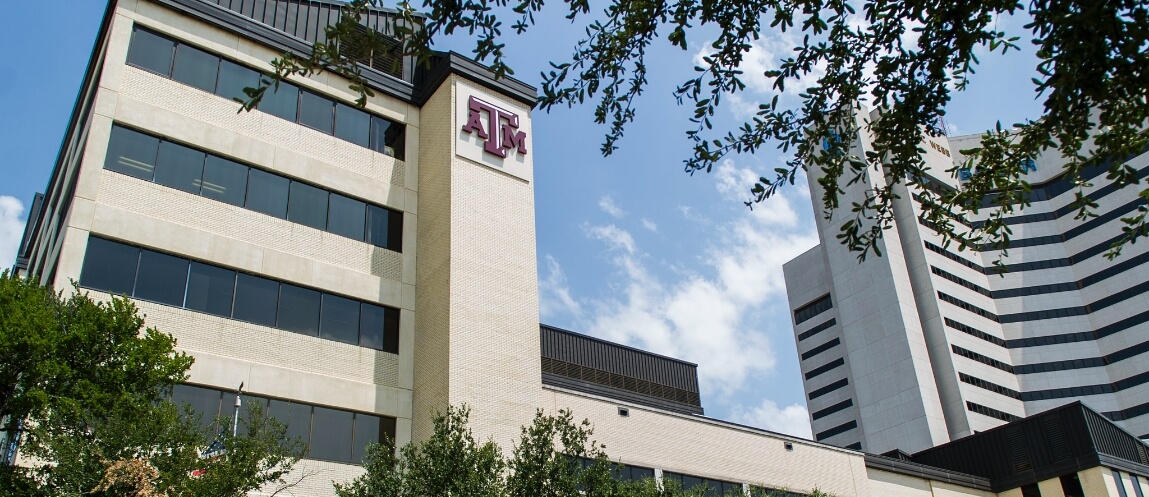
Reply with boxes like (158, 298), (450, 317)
(200, 156), (248, 206)
(171, 44), (219, 92)
(334, 103), (370, 147)
(79, 237), (140, 295)
(298, 91), (334, 134)
(277, 284), (321, 336)
(327, 194), (366, 240)
(260, 81), (299, 121)
(172, 384), (222, 431)
(186, 262), (235, 317)
(367, 205), (403, 252)
(127, 28), (174, 76)
(238, 395), (268, 433)
(352, 413), (382, 463)
(105, 126), (160, 180)
(288, 182), (329, 230)
(320, 294), (360, 345)
(215, 59), (259, 102)
(246, 169), (289, 218)
(268, 399), (312, 450)
(370, 116), (405, 160)
(310, 406), (353, 463)
(154, 141), (206, 194)
(134, 250), (189, 306)
(359, 304), (386, 351)
(233, 273), (279, 327)
(383, 306), (400, 354)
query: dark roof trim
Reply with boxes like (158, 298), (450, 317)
(864, 454), (993, 491)
(413, 51), (536, 107)
(540, 323), (699, 367)
(13, 193), (45, 272)
(542, 374), (703, 415)
(150, 0), (536, 107)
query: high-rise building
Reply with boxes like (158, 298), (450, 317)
(13, 1), (1149, 496)
(783, 107), (1149, 454)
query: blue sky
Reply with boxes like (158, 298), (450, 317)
(0, 1), (1044, 438)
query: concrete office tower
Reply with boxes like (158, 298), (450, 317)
(783, 107), (1149, 454)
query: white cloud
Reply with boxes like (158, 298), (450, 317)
(0, 196), (26, 270)
(539, 255), (582, 321)
(731, 399), (812, 439)
(564, 165), (817, 398)
(598, 195), (625, 218)
(641, 218), (658, 232)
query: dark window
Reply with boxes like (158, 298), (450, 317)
(808, 378), (849, 400)
(1115, 471), (1130, 497)
(277, 284), (321, 336)
(269, 399), (312, 449)
(173, 384), (222, 430)
(370, 115), (405, 159)
(1131, 475), (1145, 497)
(233, 273), (280, 327)
(127, 28), (175, 76)
(327, 194), (366, 241)
(815, 420), (857, 441)
(310, 406), (354, 462)
(367, 205), (403, 252)
(360, 304), (399, 353)
(215, 59), (259, 103)
(105, 126), (160, 180)
(298, 91), (334, 134)
(261, 81), (299, 121)
(287, 181), (329, 230)
(186, 263), (236, 317)
(154, 141), (206, 194)
(200, 156), (248, 207)
(246, 169), (290, 219)
(79, 237), (140, 295)
(1019, 486), (1041, 497)
(352, 413), (383, 463)
(171, 44), (219, 92)
(794, 294), (833, 324)
(334, 103), (371, 147)
(133, 250), (189, 306)
(320, 294), (361, 345)
(797, 318), (835, 342)
(1060, 474), (1086, 497)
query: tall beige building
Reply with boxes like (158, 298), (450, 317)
(11, 2), (1149, 497)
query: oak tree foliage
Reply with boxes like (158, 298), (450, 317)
(251, 0), (1149, 261)
(0, 273), (302, 497)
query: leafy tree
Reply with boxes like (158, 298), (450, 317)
(254, 0), (1148, 261)
(0, 272), (302, 496)
(334, 405), (504, 497)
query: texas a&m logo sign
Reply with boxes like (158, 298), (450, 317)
(461, 96), (528, 158)
(455, 82), (531, 181)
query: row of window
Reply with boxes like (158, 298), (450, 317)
(804, 358), (845, 380)
(958, 372), (1021, 400)
(1021, 370), (1149, 401)
(800, 338), (840, 361)
(808, 378), (849, 401)
(1112, 470), (1147, 497)
(843, 442), (862, 450)
(79, 237), (400, 353)
(944, 318), (1007, 348)
(998, 278), (1149, 324)
(810, 399), (853, 421)
(938, 292), (999, 322)
(662, 471), (741, 497)
(951, 345), (1013, 373)
(571, 456), (655, 482)
(127, 26), (406, 159)
(961, 195), (1142, 252)
(965, 401), (1020, 422)
(1008, 306), (1149, 348)
(925, 228), (1125, 275)
(814, 420), (857, 441)
(793, 294), (833, 325)
(797, 318), (836, 342)
(1016, 337), (1149, 375)
(172, 384), (394, 465)
(1105, 401), (1149, 422)
(931, 266), (991, 298)
(105, 125), (403, 252)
